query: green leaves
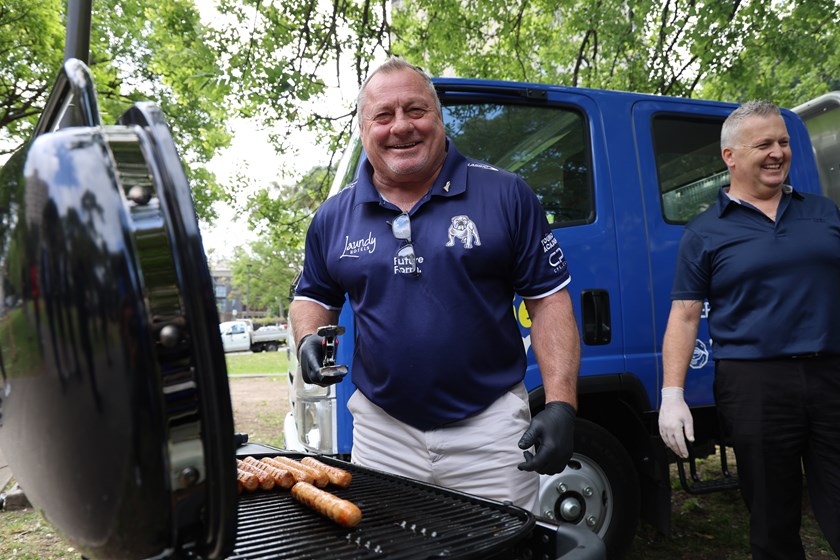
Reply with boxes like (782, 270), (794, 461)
(391, 0), (839, 104)
(0, 0), (65, 140)
(220, 164), (332, 316)
(3, 0), (835, 288)
(1, 0), (232, 221)
(697, 0), (840, 106)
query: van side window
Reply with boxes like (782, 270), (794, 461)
(442, 104), (594, 227)
(653, 116), (729, 223)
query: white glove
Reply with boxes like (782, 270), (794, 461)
(658, 386), (694, 458)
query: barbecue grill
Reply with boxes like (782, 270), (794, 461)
(232, 445), (534, 560)
(0, 5), (604, 558)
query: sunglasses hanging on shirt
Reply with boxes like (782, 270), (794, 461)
(389, 212), (420, 277)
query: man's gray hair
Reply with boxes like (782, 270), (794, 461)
(721, 100), (782, 150)
(356, 57), (441, 119)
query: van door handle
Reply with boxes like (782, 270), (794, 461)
(581, 289), (611, 345)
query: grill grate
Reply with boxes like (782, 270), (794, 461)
(227, 454), (534, 560)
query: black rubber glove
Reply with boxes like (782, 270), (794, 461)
(297, 333), (324, 384)
(517, 401), (576, 475)
(297, 333), (334, 386)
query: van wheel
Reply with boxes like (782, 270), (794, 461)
(536, 418), (639, 559)
(266, 342), (279, 352)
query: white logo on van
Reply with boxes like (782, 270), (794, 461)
(690, 339), (709, 369)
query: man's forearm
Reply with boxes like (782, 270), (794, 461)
(289, 299), (339, 346)
(526, 290), (581, 408)
(662, 300), (703, 388)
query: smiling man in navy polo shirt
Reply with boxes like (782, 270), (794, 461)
(659, 100), (840, 559)
(289, 57), (581, 511)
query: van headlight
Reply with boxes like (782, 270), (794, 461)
(294, 397), (336, 454)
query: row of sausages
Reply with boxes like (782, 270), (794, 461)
(236, 455), (362, 528)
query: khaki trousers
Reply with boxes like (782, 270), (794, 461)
(348, 382), (540, 511)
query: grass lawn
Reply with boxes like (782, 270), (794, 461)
(225, 349), (289, 376)
(0, 508), (79, 559)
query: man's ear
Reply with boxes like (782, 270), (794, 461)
(721, 146), (735, 167)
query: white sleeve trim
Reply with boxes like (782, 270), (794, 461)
(292, 295), (343, 311)
(519, 276), (572, 300)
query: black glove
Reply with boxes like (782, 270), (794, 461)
(297, 333), (335, 386)
(517, 401), (576, 475)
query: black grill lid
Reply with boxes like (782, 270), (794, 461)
(0, 59), (237, 559)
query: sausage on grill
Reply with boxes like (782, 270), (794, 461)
(301, 457), (353, 488)
(291, 481), (362, 529)
(261, 456), (318, 486)
(269, 456), (329, 487)
(237, 469), (259, 492)
(237, 459), (275, 490)
(242, 456), (295, 489)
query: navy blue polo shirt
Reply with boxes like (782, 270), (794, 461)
(671, 186), (840, 360)
(295, 140), (570, 430)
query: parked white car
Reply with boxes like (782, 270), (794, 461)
(219, 320), (285, 353)
(255, 324), (289, 343)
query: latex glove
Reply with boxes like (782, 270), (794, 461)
(517, 401), (576, 475)
(658, 386), (694, 458)
(297, 333), (344, 386)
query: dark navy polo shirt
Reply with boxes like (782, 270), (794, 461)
(671, 186), (840, 360)
(295, 140), (571, 430)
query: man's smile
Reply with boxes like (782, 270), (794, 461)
(388, 141), (421, 150)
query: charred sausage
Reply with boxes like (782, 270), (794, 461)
(242, 456), (295, 489)
(268, 456), (329, 487)
(237, 468), (259, 492)
(237, 459), (275, 490)
(261, 457), (317, 486)
(301, 457), (353, 488)
(291, 481), (362, 529)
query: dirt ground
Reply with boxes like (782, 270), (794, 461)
(227, 376), (290, 448)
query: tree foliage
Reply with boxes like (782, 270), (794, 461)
(1, 0), (233, 221)
(210, 0), (390, 155)
(223, 0), (838, 312)
(92, 0), (235, 220)
(245, 165), (333, 258)
(391, 0), (839, 105)
(3, 0), (837, 309)
(229, 164), (333, 308)
(697, 0), (840, 106)
(229, 241), (297, 320)
(0, 0), (65, 142)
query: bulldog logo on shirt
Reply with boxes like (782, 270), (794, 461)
(446, 215), (481, 249)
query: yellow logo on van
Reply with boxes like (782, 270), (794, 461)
(513, 300), (532, 329)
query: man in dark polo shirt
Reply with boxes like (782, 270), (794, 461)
(659, 100), (840, 559)
(289, 57), (580, 510)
